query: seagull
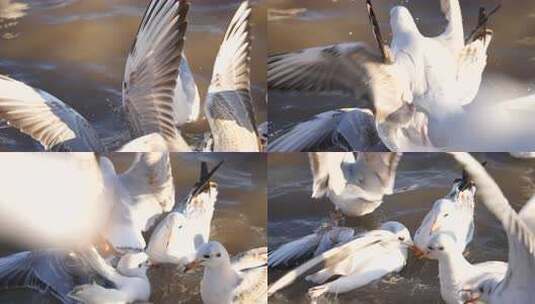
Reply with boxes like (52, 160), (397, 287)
(424, 233), (508, 304)
(0, 249), (102, 304)
(413, 169), (476, 258)
(0, 0), (193, 152)
(268, 0), (495, 151)
(146, 161), (223, 268)
(450, 152), (535, 304)
(268, 219), (354, 268)
(186, 241), (267, 304)
(267, 222), (413, 300)
(309, 152), (401, 217)
(68, 247), (151, 304)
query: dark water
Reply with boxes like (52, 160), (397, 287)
(267, 0), (535, 144)
(0, 152), (267, 303)
(268, 153), (535, 304)
(0, 0), (268, 151)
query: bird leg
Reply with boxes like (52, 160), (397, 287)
(365, 0), (391, 63)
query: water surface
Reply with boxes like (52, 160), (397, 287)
(0, 152), (267, 304)
(268, 152), (534, 303)
(0, 0), (268, 151)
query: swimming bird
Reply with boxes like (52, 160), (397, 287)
(267, 222), (413, 300)
(146, 161), (223, 268)
(204, 1), (261, 152)
(68, 247), (151, 304)
(425, 233), (507, 304)
(268, 0), (495, 151)
(268, 220), (354, 268)
(450, 152), (535, 304)
(309, 152), (401, 217)
(186, 241), (267, 304)
(413, 169), (476, 258)
(0, 0), (193, 152)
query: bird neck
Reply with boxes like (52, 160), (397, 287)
(204, 260), (240, 290)
(438, 250), (472, 287)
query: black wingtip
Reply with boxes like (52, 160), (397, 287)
(191, 160), (224, 197)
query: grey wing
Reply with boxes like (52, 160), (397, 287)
(268, 42), (382, 96)
(0, 250), (92, 304)
(314, 227), (355, 256)
(268, 108), (381, 152)
(451, 153), (535, 296)
(269, 234), (321, 268)
(205, 2), (258, 152)
(0, 75), (104, 152)
(122, 0), (189, 148)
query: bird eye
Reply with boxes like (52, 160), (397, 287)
(203, 254), (210, 259)
(427, 246), (433, 250)
(398, 237), (405, 241)
(138, 263), (142, 268)
(479, 287), (484, 293)
(216, 253), (221, 258)
(178, 225), (183, 229)
(444, 213), (449, 218)
(439, 246), (444, 251)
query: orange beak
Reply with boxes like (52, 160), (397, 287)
(410, 245), (427, 259)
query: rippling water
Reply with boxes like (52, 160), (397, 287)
(267, 0), (535, 150)
(0, 152), (267, 303)
(268, 153), (535, 303)
(0, 0), (268, 151)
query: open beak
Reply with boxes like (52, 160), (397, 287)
(410, 245), (427, 259)
(183, 259), (202, 273)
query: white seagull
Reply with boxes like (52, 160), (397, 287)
(413, 170), (476, 258)
(424, 233), (508, 304)
(268, 220), (354, 268)
(309, 152), (401, 217)
(267, 222), (413, 300)
(0, 0), (193, 152)
(68, 247), (151, 304)
(268, 0), (494, 151)
(186, 241), (267, 304)
(146, 161), (222, 268)
(451, 152), (535, 304)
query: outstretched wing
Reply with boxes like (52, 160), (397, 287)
(268, 108), (382, 152)
(205, 1), (259, 152)
(122, 0), (189, 149)
(435, 0), (464, 52)
(0, 75), (103, 151)
(451, 153), (535, 298)
(0, 250), (92, 304)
